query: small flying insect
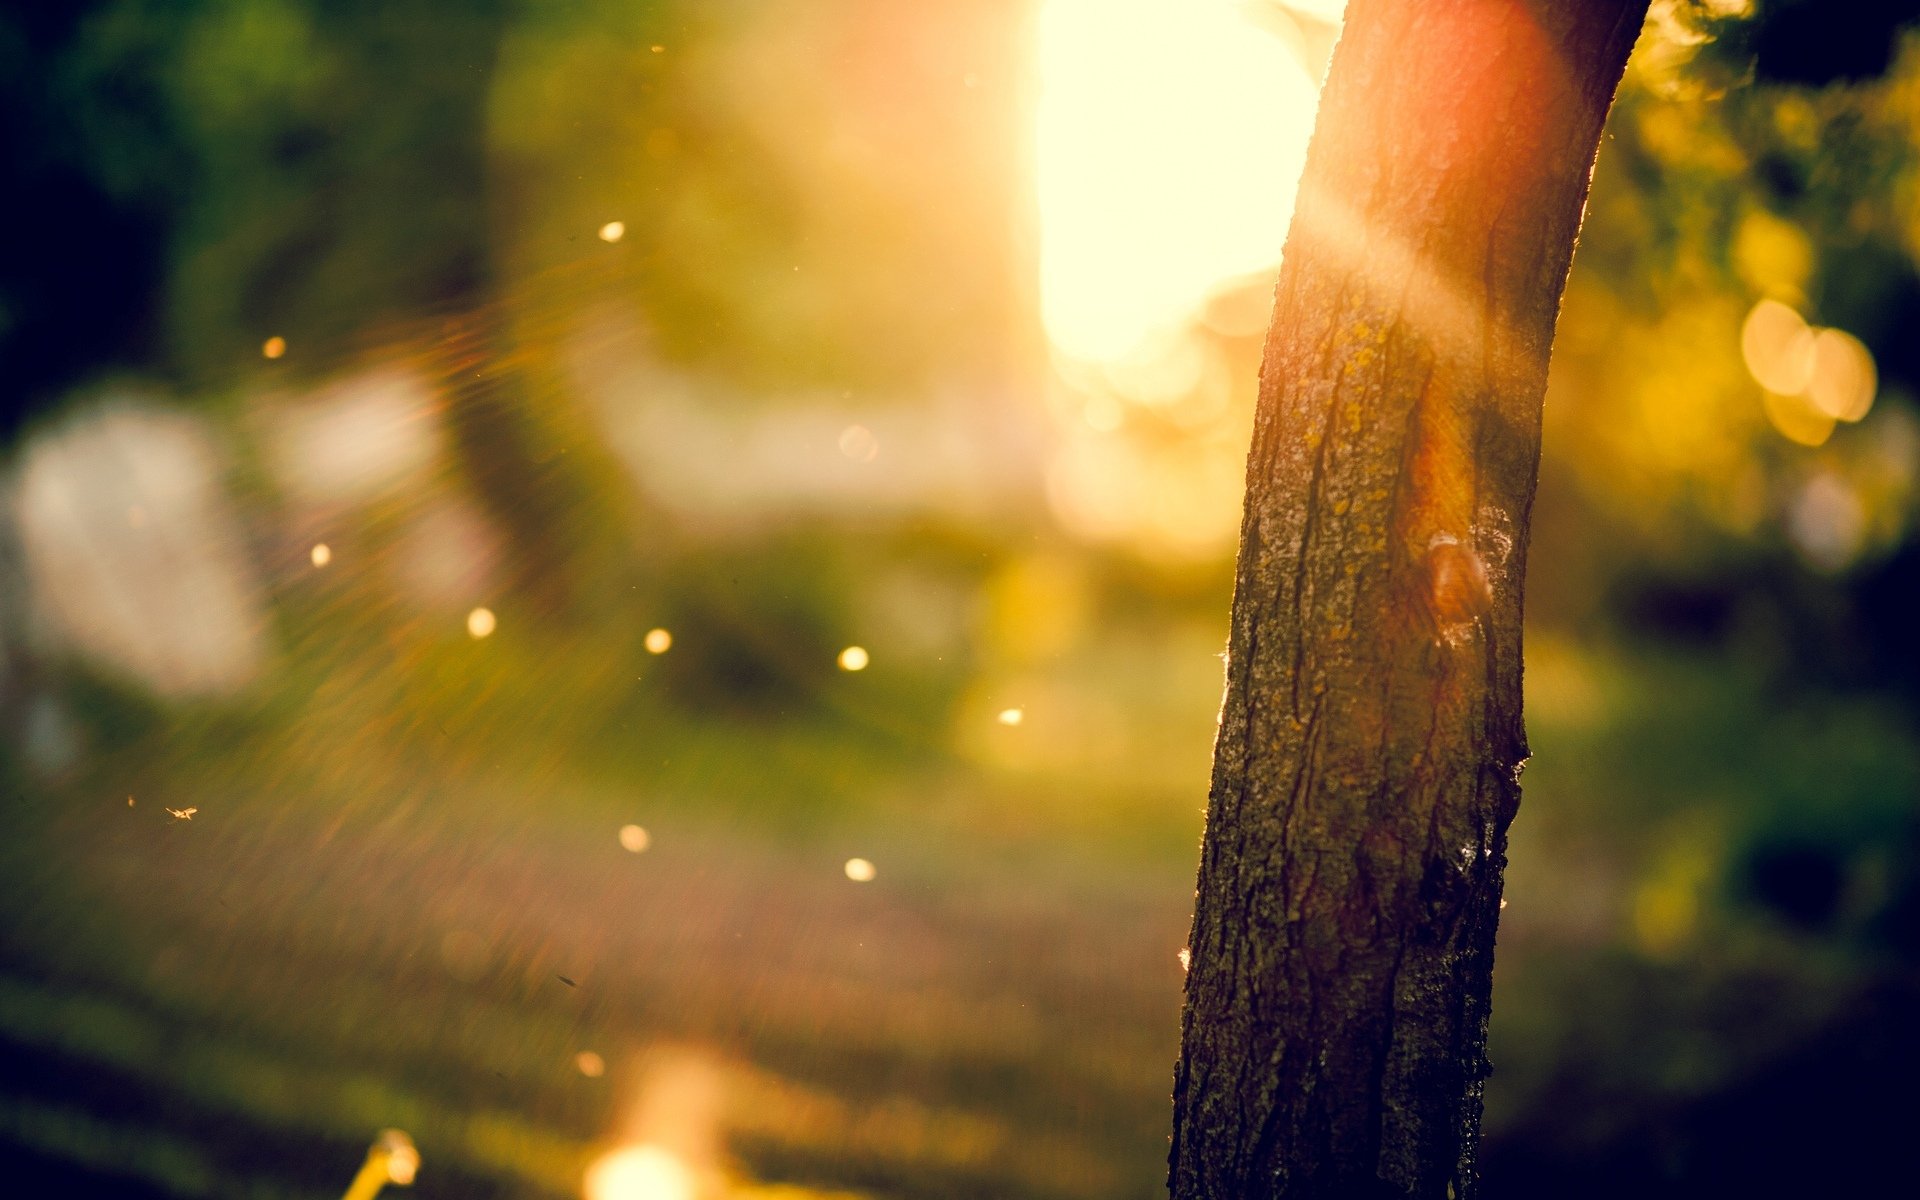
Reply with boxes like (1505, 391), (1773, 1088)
(166, 807), (197, 821)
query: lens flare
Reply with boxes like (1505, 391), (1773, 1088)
(1035, 0), (1324, 365)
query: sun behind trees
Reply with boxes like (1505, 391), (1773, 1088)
(1170, 2), (1651, 1196)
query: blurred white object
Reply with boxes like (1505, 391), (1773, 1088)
(265, 368), (443, 506)
(567, 317), (1040, 527)
(13, 399), (266, 697)
(393, 497), (500, 612)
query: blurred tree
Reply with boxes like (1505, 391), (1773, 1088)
(22, 0), (614, 610)
(1168, 2), (1649, 1197)
(0, 2), (177, 438)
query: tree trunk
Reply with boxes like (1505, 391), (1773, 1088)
(1169, 3), (1648, 1197)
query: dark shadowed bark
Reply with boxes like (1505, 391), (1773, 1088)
(1169, 2), (1649, 1197)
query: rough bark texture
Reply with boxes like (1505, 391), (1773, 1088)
(1169, 2), (1648, 1197)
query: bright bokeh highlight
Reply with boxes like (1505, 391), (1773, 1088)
(1806, 327), (1876, 421)
(1740, 299), (1876, 447)
(1741, 299), (1817, 394)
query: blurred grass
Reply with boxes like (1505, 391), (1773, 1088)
(7, 610), (1918, 1196)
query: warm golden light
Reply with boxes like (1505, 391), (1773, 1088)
(1806, 327), (1876, 422)
(997, 707), (1024, 726)
(837, 645), (869, 671)
(843, 857), (876, 882)
(1741, 299), (1877, 443)
(262, 336), (287, 359)
(577, 1050), (607, 1077)
(1762, 388), (1833, 448)
(583, 1145), (694, 1200)
(619, 824), (651, 853)
(311, 542), (332, 567)
(1741, 299), (1816, 394)
(644, 628), (673, 654)
(599, 221), (626, 243)
(1034, 0), (1325, 365)
(467, 607), (497, 639)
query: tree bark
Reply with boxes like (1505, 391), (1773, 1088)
(1169, 3), (1648, 1197)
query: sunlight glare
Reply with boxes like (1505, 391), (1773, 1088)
(619, 824), (651, 853)
(310, 542), (332, 567)
(467, 607), (497, 639)
(837, 645), (869, 671)
(844, 857), (876, 882)
(584, 1145), (694, 1200)
(644, 628), (673, 654)
(1035, 0), (1326, 365)
(997, 707), (1024, 726)
(599, 221), (626, 243)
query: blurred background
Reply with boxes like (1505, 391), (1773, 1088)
(2, 0), (1918, 1195)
